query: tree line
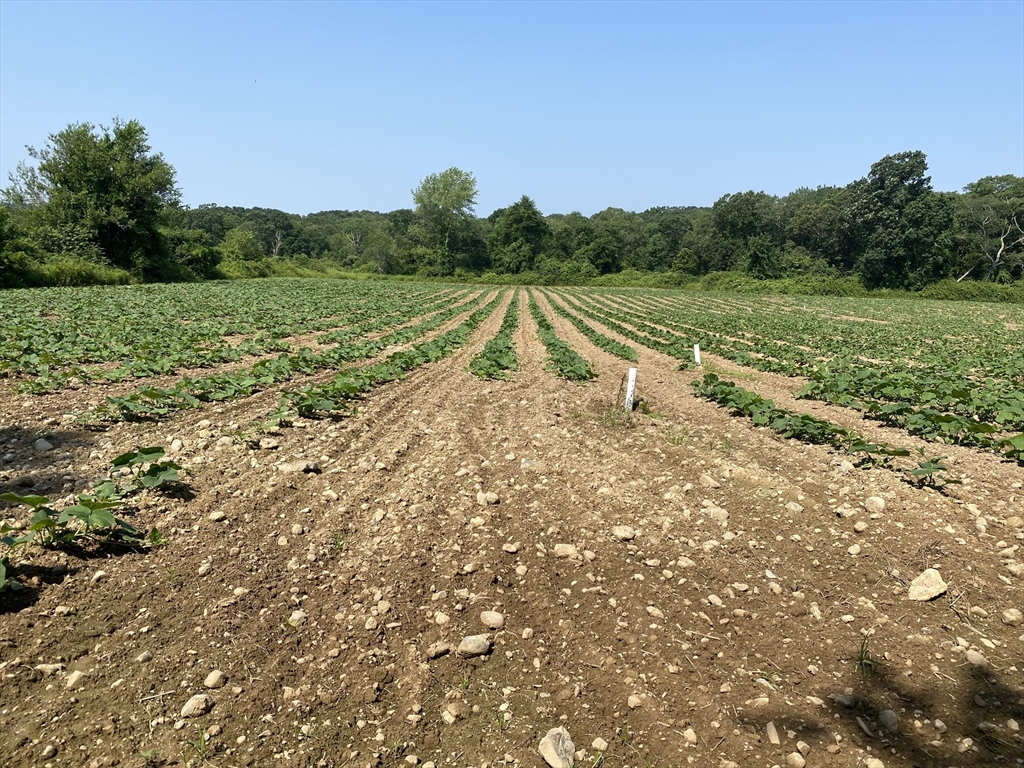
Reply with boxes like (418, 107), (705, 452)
(2, 119), (1022, 291)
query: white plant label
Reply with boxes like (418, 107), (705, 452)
(694, 344), (701, 365)
(624, 367), (638, 411)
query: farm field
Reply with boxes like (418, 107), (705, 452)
(0, 278), (1022, 768)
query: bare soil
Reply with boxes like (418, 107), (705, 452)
(1, 290), (1022, 768)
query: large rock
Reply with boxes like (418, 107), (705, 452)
(538, 726), (575, 768)
(457, 635), (492, 658)
(908, 569), (947, 601)
(181, 693), (214, 718)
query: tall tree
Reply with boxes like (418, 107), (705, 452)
(3, 119), (180, 276)
(411, 167), (478, 275)
(488, 195), (550, 273)
(954, 175), (1024, 281)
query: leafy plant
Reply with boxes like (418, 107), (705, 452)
(857, 638), (885, 677)
(904, 448), (962, 489)
(111, 446), (181, 491)
(529, 292), (596, 381)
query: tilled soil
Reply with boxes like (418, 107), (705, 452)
(1, 289), (1023, 768)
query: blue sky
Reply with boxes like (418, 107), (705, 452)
(1, 0), (1021, 217)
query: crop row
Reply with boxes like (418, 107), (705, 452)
(470, 291), (520, 380)
(528, 291), (595, 381)
(542, 291), (638, 362)
(78, 290), (493, 424)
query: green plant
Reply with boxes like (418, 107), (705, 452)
(904, 448), (962, 489)
(111, 447), (182, 491)
(185, 723), (210, 761)
(856, 638), (884, 677)
(0, 557), (23, 592)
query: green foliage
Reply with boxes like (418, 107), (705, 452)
(470, 292), (520, 379)
(2, 118), (181, 279)
(528, 291), (596, 381)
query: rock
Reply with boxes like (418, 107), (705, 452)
(208, 510), (226, 522)
(699, 474), (721, 488)
(538, 726), (575, 768)
(288, 609), (307, 626)
(259, 437), (280, 450)
(90, 570), (108, 584)
(683, 728), (697, 745)
(502, 541), (520, 553)
(434, 612), (450, 625)
(1006, 516), (1024, 528)
(835, 693), (854, 707)
(364, 616), (379, 632)
(477, 491), (500, 506)
(65, 670), (86, 689)
(1001, 608), (1023, 626)
(797, 741), (810, 756)
(204, 670), (226, 689)
(136, 650), (153, 663)
(34, 663), (64, 677)
(627, 694), (642, 709)
(785, 501), (804, 513)
(457, 635), (492, 658)
(181, 693), (214, 718)
(553, 543), (579, 559)
(41, 745), (58, 759)
(646, 605), (665, 620)
(965, 649), (988, 667)
(592, 737), (609, 752)
(848, 544), (862, 556)
(425, 642), (450, 660)
(908, 569), (947, 601)
(279, 461), (320, 474)
(34, 438), (54, 452)
(865, 759), (886, 768)
(786, 753), (806, 768)
(612, 525), (636, 541)
(878, 709), (899, 733)
(934, 719), (947, 733)
(766, 721), (780, 744)
(864, 496), (886, 514)
(480, 611), (505, 629)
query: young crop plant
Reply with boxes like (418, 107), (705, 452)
(470, 291), (520, 379)
(528, 292), (596, 381)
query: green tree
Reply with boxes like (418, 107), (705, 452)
(2, 119), (180, 277)
(488, 195), (550, 273)
(954, 175), (1024, 281)
(412, 167), (479, 275)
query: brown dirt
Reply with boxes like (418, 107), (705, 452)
(1, 288), (1022, 768)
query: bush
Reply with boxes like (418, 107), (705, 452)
(36, 257), (136, 286)
(919, 279), (1024, 304)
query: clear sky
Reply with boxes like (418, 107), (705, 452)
(1, 0), (1022, 217)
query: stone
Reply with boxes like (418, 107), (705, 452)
(934, 719), (947, 733)
(908, 569), (947, 601)
(627, 694), (642, 709)
(592, 737), (609, 752)
(65, 670), (86, 689)
(538, 726), (575, 768)
(1005, 516), (1023, 528)
(90, 570), (108, 584)
(699, 474), (721, 488)
(835, 693), (855, 707)
(785, 753), (806, 768)
(204, 670), (227, 689)
(477, 491), (500, 506)
(181, 693), (214, 718)
(136, 650), (153, 663)
(279, 461), (320, 474)
(34, 663), (64, 677)
(864, 496), (886, 514)
(848, 544), (862, 556)
(612, 525), (636, 541)
(878, 709), (899, 733)
(965, 649), (988, 667)
(208, 510), (226, 522)
(865, 759), (886, 768)
(480, 611), (505, 629)
(683, 728), (697, 745)
(41, 745), (58, 759)
(457, 635), (492, 658)
(785, 501), (804, 513)
(646, 605), (665, 620)
(502, 541), (520, 553)
(288, 610), (307, 626)
(425, 642), (450, 660)
(553, 543), (579, 559)
(1001, 608), (1023, 626)
(33, 438), (54, 452)
(434, 612), (450, 625)
(766, 721), (780, 744)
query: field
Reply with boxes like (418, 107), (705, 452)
(1, 278), (1022, 768)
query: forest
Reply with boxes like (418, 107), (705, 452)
(2, 119), (1022, 297)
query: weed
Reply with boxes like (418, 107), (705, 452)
(856, 638), (884, 677)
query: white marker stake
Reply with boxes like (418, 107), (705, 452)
(693, 343), (701, 365)
(624, 367), (638, 411)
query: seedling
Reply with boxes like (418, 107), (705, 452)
(904, 448), (961, 490)
(856, 638), (885, 677)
